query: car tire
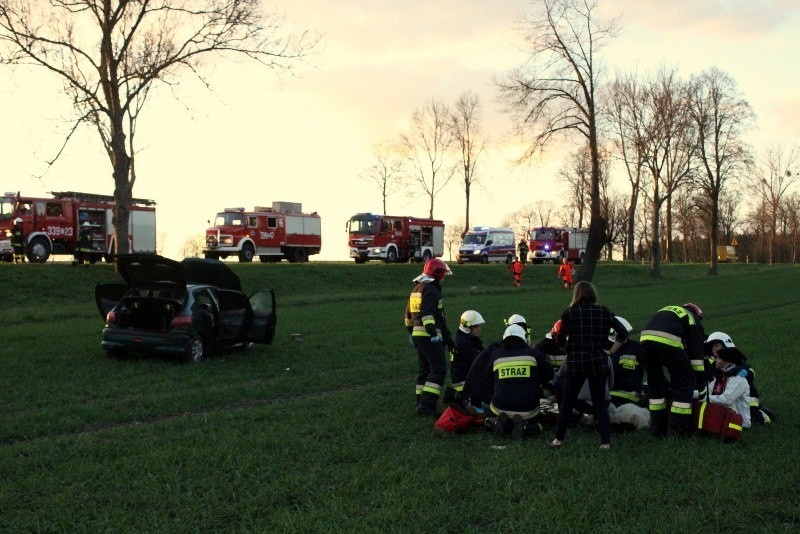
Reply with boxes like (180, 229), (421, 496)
(385, 247), (397, 263)
(26, 236), (51, 263)
(185, 335), (206, 363)
(480, 254), (489, 264)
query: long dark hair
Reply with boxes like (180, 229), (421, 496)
(570, 281), (597, 306)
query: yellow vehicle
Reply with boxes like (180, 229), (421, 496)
(717, 245), (737, 262)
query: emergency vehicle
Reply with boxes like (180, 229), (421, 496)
(204, 202), (321, 263)
(456, 226), (516, 264)
(529, 226), (589, 264)
(0, 191), (156, 263)
(347, 213), (444, 263)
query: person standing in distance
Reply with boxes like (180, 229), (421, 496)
(404, 258), (454, 417)
(10, 217), (25, 263)
(549, 281), (627, 449)
(639, 303), (706, 437)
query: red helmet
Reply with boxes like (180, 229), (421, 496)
(683, 303), (703, 320)
(422, 258), (452, 280)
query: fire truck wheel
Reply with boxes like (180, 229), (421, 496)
(26, 236), (51, 263)
(385, 248), (398, 263)
(292, 247), (307, 263)
(422, 250), (432, 262)
(185, 335), (206, 363)
(238, 243), (255, 262)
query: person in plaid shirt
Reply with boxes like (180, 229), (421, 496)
(549, 281), (628, 449)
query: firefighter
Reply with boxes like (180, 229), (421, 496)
(704, 332), (773, 424)
(557, 257), (573, 289)
(446, 310), (485, 401)
(639, 303), (706, 437)
(10, 217), (25, 263)
(608, 317), (644, 407)
(535, 320), (567, 398)
(517, 238), (529, 264)
(73, 221), (93, 267)
(483, 324), (549, 439)
(508, 256), (524, 287)
(404, 258), (454, 417)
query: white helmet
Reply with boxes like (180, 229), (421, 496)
(609, 316), (633, 342)
(506, 314), (527, 327)
(459, 310), (485, 333)
(82, 221), (91, 227)
(705, 331), (735, 349)
(503, 324), (527, 341)
(14, 217), (22, 224)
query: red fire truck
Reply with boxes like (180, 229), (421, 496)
(347, 213), (444, 263)
(0, 191), (156, 263)
(204, 202), (321, 263)
(528, 226), (589, 264)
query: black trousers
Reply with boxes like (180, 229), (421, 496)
(413, 337), (447, 407)
(641, 342), (695, 436)
(554, 373), (611, 445)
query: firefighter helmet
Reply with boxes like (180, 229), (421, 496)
(82, 221), (91, 227)
(459, 310), (485, 330)
(609, 316), (632, 343)
(14, 217), (22, 224)
(503, 324), (527, 341)
(683, 303), (703, 320)
(546, 319), (562, 340)
(422, 258), (452, 280)
(705, 331), (735, 354)
(506, 314), (527, 328)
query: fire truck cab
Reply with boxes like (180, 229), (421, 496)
(529, 226), (589, 264)
(0, 191), (156, 263)
(456, 226), (516, 264)
(347, 213), (444, 263)
(204, 202), (321, 263)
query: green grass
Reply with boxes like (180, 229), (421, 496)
(1, 260), (799, 531)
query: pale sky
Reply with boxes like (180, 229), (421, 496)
(2, 0), (798, 261)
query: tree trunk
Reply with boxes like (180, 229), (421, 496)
(577, 126), (604, 282)
(464, 183), (471, 231)
(650, 196), (661, 278)
(707, 192), (719, 275)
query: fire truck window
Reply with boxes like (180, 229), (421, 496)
(18, 202), (32, 215)
(381, 220), (391, 233)
(394, 221), (403, 231)
(267, 217), (277, 228)
(247, 216), (257, 227)
(46, 203), (63, 217)
(36, 202), (46, 216)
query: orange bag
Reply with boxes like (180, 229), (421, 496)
(434, 405), (480, 433)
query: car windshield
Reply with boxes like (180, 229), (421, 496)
(349, 218), (378, 235)
(214, 212), (245, 226)
(0, 196), (14, 221)
(533, 229), (555, 240)
(462, 233), (486, 245)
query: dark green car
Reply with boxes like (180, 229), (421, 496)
(96, 254), (276, 362)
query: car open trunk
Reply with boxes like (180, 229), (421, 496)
(113, 295), (183, 332)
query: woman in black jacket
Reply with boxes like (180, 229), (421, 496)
(549, 281), (627, 449)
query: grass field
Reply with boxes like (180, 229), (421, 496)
(1, 260), (799, 531)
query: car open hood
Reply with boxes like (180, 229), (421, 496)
(180, 257), (242, 292)
(116, 254), (186, 288)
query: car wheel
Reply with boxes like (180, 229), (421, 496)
(238, 243), (255, 262)
(385, 248), (397, 263)
(185, 335), (206, 363)
(480, 254), (489, 264)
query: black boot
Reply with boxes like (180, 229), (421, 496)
(416, 392), (441, 418)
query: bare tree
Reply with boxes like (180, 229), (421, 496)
(497, 0), (619, 282)
(750, 144), (799, 264)
(608, 73), (648, 261)
(0, 0), (316, 257)
(559, 147), (591, 228)
(444, 222), (465, 262)
(361, 140), (404, 214)
(450, 91), (486, 232)
(181, 235), (205, 259)
(688, 67), (754, 274)
(400, 98), (455, 219)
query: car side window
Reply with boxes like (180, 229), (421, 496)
(193, 289), (216, 313)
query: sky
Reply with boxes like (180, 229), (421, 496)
(1, 0), (798, 262)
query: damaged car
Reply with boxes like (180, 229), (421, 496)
(95, 254), (276, 362)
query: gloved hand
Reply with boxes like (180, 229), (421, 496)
(692, 389), (700, 400)
(430, 335), (442, 343)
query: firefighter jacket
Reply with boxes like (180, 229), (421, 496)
(404, 280), (451, 342)
(464, 341), (501, 407)
(610, 339), (643, 405)
(708, 366), (752, 428)
(451, 330), (484, 387)
(535, 335), (567, 372)
(486, 337), (551, 419)
(10, 224), (24, 251)
(509, 260), (524, 275)
(77, 228), (93, 253)
(640, 305), (707, 383)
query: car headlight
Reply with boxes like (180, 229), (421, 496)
(472, 249), (481, 255)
